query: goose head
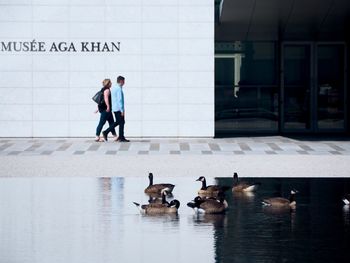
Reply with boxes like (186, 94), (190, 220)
(217, 192), (226, 202)
(291, 189), (299, 195)
(160, 187), (171, 196)
(196, 176), (206, 182)
(187, 196), (202, 208)
(233, 172), (238, 180)
(187, 202), (196, 209)
(169, 200), (180, 209)
(147, 172), (154, 186)
(194, 196), (203, 202)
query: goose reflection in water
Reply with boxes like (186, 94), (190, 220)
(262, 204), (297, 233)
(262, 205), (296, 216)
(141, 213), (180, 222)
(343, 205), (350, 226)
(192, 213), (227, 228)
(232, 191), (256, 201)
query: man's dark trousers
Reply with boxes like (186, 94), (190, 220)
(104, 111), (125, 139)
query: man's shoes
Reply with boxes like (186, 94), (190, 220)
(117, 137), (130, 142)
(102, 131), (108, 142)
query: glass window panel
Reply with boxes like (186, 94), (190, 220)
(215, 42), (278, 134)
(215, 42), (277, 85)
(317, 45), (345, 130)
(283, 45), (311, 130)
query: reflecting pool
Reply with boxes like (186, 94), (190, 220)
(0, 177), (349, 263)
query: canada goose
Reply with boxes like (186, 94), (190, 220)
(133, 199), (180, 214)
(232, 172), (261, 192)
(343, 194), (350, 205)
(148, 188), (171, 205)
(144, 172), (175, 194)
(187, 195), (228, 214)
(196, 176), (230, 197)
(262, 190), (298, 209)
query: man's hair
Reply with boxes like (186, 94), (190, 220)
(117, 76), (125, 83)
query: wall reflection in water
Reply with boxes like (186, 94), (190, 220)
(0, 177), (349, 263)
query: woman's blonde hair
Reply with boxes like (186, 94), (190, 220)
(102, 78), (112, 88)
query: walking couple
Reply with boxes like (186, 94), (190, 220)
(95, 76), (129, 142)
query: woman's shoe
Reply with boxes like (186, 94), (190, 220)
(102, 131), (108, 142)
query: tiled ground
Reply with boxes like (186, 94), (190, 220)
(0, 136), (349, 156)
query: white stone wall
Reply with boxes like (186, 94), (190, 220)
(0, 0), (214, 137)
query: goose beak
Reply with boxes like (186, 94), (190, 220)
(195, 178), (201, 181)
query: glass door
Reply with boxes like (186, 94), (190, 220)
(282, 42), (346, 133)
(316, 43), (346, 131)
(282, 43), (313, 131)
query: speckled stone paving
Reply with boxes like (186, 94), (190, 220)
(0, 136), (349, 156)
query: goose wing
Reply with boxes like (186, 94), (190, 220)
(233, 180), (261, 191)
(206, 185), (230, 192)
(159, 183), (175, 191)
(199, 199), (226, 214)
(145, 183), (175, 193)
(145, 205), (175, 214)
(141, 203), (168, 209)
(263, 197), (290, 206)
(233, 182), (250, 191)
(206, 185), (221, 191)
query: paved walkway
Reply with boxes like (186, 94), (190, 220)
(1, 136), (349, 178)
(0, 136), (349, 156)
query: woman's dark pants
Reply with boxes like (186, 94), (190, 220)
(96, 111), (116, 136)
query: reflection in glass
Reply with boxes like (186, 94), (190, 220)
(317, 45), (345, 129)
(283, 45), (311, 130)
(215, 42), (278, 133)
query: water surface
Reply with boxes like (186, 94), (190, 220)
(0, 177), (349, 263)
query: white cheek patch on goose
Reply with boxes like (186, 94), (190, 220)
(223, 200), (229, 209)
(343, 199), (350, 205)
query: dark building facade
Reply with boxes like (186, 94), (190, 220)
(215, 0), (350, 135)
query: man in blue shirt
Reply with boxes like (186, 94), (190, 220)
(102, 76), (129, 142)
